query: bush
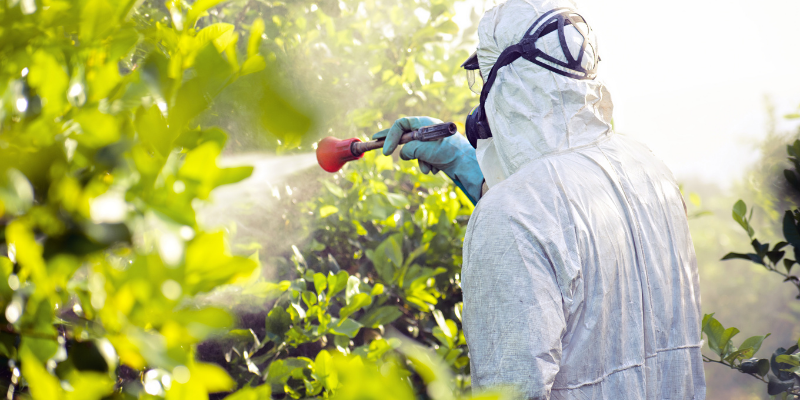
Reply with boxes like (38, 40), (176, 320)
(0, 0), (293, 397)
(210, 148), (477, 397)
(701, 140), (800, 399)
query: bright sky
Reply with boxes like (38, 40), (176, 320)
(456, 0), (800, 187)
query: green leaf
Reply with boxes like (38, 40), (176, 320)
(432, 326), (453, 348)
(784, 259), (795, 273)
(431, 309), (453, 338)
(185, 232), (257, 293)
(169, 46), (233, 131)
(81, 0), (116, 42)
(322, 180), (345, 198)
(757, 358), (771, 377)
(702, 315), (725, 356)
(187, 0), (231, 28)
(775, 354), (800, 367)
(402, 243), (429, 269)
(348, 108), (383, 128)
(731, 200), (754, 237)
(370, 283), (384, 296)
(329, 318), (363, 338)
(27, 50), (69, 115)
(340, 293), (372, 319)
(721, 253), (749, 261)
(301, 291), (317, 307)
(74, 109), (121, 148)
(783, 211), (800, 248)
(20, 347), (62, 400)
(240, 55), (266, 76)
(313, 273), (327, 294)
(737, 334), (771, 359)
(435, 20), (459, 35)
(733, 200), (747, 218)
(721, 252), (763, 265)
(766, 250), (786, 264)
(136, 105), (171, 156)
(222, 385), (271, 400)
(327, 271), (349, 300)
(767, 373), (794, 395)
(358, 306), (403, 328)
(718, 327), (740, 357)
(175, 127), (228, 150)
(20, 299), (58, 362)
(247, 18), (265, 58)
(313, 350), (338, 391)
(771, 347), (795, 381)
(265, 306), (291, 340)
(216, 166), (254, 186)
(242, 281), (289, 299)
(192, 362), (236, 393)
(386, 234), (404, 267)
(385, 193), (410, 208)
(66, 371), (115, 400)
(259, 85), (313, 146)
(786, 170), (800, 191)
(345, 276), (361, 304)
(320, 205), (339, 218)
(109, 27), (140, 61)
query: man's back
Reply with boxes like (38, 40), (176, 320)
(462, 133), (706, 399)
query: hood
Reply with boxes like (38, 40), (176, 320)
(475, 0), (614, 186)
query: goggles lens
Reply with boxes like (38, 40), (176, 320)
(467, 69), (483, 94)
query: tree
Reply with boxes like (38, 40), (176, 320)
(0, 0), (306, 397)
(0, 0), (502, 396)
(701, 140), (800, 399)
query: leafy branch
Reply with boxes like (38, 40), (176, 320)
(702, 140), (800, 398)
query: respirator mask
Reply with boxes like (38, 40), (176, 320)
(462, 7), (600, 148)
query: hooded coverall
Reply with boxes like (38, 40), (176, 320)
(460, 0), (706, 398)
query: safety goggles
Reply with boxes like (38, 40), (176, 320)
(461, 51), (483, 94)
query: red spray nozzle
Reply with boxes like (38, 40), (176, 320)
(316, 122), (457, 173)
(316, 137), (363, 172)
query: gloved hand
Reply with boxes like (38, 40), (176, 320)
(373, 116), (484, 204)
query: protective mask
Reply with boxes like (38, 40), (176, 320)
(475, 137), (508, 188)
(461, 7), (600, 149)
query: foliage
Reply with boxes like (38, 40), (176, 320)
(702, 140), (800, 398)
(207, 149), (479, 398)
(0, 0), (496, 395)
(0, 0), (313, 397)
(173, 0), (489, 395)
(189, 0), (481, 151)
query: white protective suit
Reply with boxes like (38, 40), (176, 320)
(460, 0), (706, 399)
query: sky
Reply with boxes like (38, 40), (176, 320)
(456, 0), (800, 188)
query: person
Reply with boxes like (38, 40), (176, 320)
(373, 0), (706, 398)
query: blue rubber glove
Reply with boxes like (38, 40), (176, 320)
(373, 116), (484, 204)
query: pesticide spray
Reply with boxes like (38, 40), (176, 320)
(315, 122), (457, 172)
(198, 152), (318, 234)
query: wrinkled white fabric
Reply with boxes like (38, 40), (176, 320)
(476, 138), (508, 187)
(461, 1), (706, 399)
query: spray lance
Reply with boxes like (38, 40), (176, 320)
(315, 122), (458, 172)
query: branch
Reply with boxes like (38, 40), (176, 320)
(702, 355), (768, 384)
(765, 261), (800, 297)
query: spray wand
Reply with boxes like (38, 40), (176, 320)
(316, 122), (457, 172)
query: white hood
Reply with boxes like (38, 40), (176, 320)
(475, 0), (614, 187)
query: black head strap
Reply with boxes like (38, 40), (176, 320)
(475, 7), (598, 136)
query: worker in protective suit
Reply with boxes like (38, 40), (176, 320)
(375, 0), (706, 398)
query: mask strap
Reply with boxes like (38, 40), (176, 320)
(477, 44), (523, 125)
(524, 9), (597, 79)
(475, 8), (598, 135)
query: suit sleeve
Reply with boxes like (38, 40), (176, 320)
(461, 231), (566, 399)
